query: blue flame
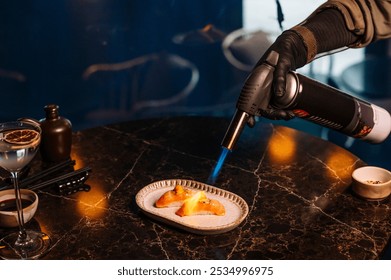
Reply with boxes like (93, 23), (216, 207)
(207, 147), (230, 185)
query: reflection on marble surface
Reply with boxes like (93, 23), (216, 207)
(1, 117), (389, 260)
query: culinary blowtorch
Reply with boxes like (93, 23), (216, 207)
(221, 51), (391, 151)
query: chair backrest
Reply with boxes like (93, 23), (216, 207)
(82, 52), (199, 119)
(222, 28), (272, 72)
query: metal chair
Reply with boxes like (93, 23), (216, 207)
(81, 52), (199, 125)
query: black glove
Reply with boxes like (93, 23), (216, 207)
(256, 30), (307, 120)
(255, 8), (359, 121)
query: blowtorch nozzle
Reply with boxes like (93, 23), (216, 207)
(221, 110), (251, 150)
(221, 54), (277, 151)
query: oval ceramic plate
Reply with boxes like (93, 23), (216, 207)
(136, 179), (249, 235)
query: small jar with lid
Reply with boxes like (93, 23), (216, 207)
(39, 104), (72, 163)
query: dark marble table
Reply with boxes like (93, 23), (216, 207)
(1, 116), (390, 259)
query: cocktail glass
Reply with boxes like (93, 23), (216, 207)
(0, 121), (51, 259)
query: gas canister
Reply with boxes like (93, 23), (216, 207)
(272, 72), (391, 143)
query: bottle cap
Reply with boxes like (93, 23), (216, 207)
(363, 105), (391, 143)
(44, 104), (59, 119)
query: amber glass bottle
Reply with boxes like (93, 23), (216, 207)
(39, 104), (72, 162)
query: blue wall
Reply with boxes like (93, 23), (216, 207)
(0, 0), (243, 129)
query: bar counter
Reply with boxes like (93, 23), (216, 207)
(1, 116), (390, 259)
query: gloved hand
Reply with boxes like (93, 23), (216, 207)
(254, 8), (359, 121)
(256, 30), (307, 120)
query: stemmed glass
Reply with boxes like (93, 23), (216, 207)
(0, 121), (51, 259)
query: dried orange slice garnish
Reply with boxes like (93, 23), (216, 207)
(4, 129), (40, 145)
